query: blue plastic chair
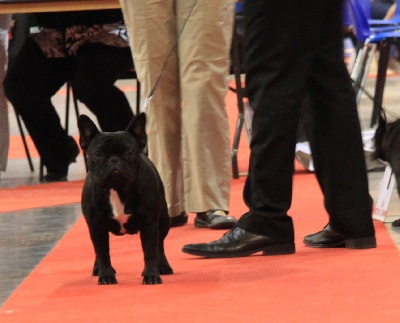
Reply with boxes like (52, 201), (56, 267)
(347, 0), (400, 126)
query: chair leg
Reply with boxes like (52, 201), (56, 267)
(230, 27), (245, 179)
(15, 112), (34, 172)
(39, 159), (44, 182)
(70, 82), (88, 172)
(371, 41), (390, 127)
(136, 80), (141, 114)
(65, 81), (71, 134)
(350, 43), (375, 104)
(232, 115), (244, 179)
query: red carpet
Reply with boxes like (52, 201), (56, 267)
(1, 173), (400, 322)
(2, 90), (400, 321)
(0, 180), (83, 213)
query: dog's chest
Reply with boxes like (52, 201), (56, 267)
(109, 189), (129, 234)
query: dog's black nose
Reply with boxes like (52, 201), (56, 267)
(110, 156), (120, 164)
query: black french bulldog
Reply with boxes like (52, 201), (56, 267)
(78, 113), (173, 285)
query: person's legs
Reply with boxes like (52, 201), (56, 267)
(182, 0), (375, 258)
(236, 0), (323, 241)
(120, 0), (184, 218)
(73, 43), (134, 132)
(178, 0), (234, 214)
(4, 37), (78, 177)
(0, 14), (11, 172)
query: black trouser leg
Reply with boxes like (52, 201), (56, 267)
(73, 44), (134, 132)
(4, 38), (76, 170)
(237, 0), (374, 239)
(308, 0), (374, 238)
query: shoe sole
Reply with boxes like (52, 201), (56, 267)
(262, 243), (296, 255)
(170, 220), (188, 228)
(43, 176), (68, 183)
(304, 237), (376, 249)
(170, 216), (188, 228)
(182, 243), (295, 258)
(345, 237), (377, 249)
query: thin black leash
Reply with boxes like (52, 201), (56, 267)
(350, 78), (398, 126)
(125, 0), (198, 131)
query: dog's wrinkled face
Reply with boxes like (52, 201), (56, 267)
(78, 113), (147, 189)
(86, 132), (139, 189)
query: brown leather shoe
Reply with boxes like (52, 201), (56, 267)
(303, 224), (376, 249)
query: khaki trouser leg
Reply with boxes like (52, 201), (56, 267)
(121, 0), (184, 217)
(120, 0), (234, 215)
(178, 0), (234, 212)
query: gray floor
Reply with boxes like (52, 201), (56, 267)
(2, 72), (400, 307)
(0, 204), (82, 306)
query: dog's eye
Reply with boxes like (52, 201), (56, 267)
(94, 150), (104, 158)
(126, 149), (134, 156)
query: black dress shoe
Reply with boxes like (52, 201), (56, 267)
(43, 172), (68, 182)
(182, 227), (295, 258)
(303, 224), (376, 249)
(170, 212), (188, 227)
(42, 137), (80, 183)
(195, 209), (237, 229)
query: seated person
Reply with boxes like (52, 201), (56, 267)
(4, 9), (134, 182)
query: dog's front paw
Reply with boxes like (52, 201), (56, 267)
(142, 267), (163, 284)
(98, 274), (118, 285)
(92, 260), (116, 276)
(159, 263), (173, 275)
(94, 263), (118, 284)
(158, 255), (173, 275)
(142, 275), (163, 285)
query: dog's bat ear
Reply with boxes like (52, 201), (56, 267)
(78, 114), (100, 150)
(128, 113), (147, 153)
